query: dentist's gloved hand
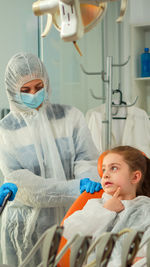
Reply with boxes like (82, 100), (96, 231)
(80, 178), (102, 194)
(0, 183), (18, 206)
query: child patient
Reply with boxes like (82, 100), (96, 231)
(63, 146), (150, 266)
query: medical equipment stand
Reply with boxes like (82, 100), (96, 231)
(103, 56), (132, 150)
(105, 56), (113, 150)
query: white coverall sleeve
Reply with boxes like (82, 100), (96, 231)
(0, 107), (100, 208)
(63, 198), (117, 240)
(5, 169), (80, 208)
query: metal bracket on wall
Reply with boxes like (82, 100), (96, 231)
(80, 56), (137, 150)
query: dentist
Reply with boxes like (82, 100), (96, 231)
(0, 52), (101, 266)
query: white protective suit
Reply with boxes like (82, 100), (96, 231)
(63, 193), (150, 266)
(0, 52), (100, 266)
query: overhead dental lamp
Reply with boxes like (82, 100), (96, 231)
(32, 0), (128, 55)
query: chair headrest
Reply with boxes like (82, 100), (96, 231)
(97, 150), (109, 178)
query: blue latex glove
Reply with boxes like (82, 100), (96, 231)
(80, 178), (102, 194)
(0, 183), (18, 206)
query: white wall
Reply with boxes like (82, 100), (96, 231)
(0, 0), (38, 110)
(130, 0), (150, 25)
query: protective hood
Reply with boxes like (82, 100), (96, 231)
(5, 52), (50, 112)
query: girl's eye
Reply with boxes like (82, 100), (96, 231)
(102, 168), (105, 173)
(111, 166), (118, 171)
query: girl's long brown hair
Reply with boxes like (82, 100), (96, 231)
(104, 146), (150, 197)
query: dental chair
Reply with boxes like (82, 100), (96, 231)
(56, 149), (145, 267)
(57, 189), (104, 267)
(56, 151), (106, 267)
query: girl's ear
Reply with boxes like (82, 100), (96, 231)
(131, 170), (142, 184)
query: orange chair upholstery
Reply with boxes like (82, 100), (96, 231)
(57, 189), (104, 267)
(57, 151), (107, 267)
(97, 150), (109, 178)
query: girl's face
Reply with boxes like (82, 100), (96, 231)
(101, 153), (139, 199)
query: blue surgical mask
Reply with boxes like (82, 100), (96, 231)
(20, 88), (45, 109)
